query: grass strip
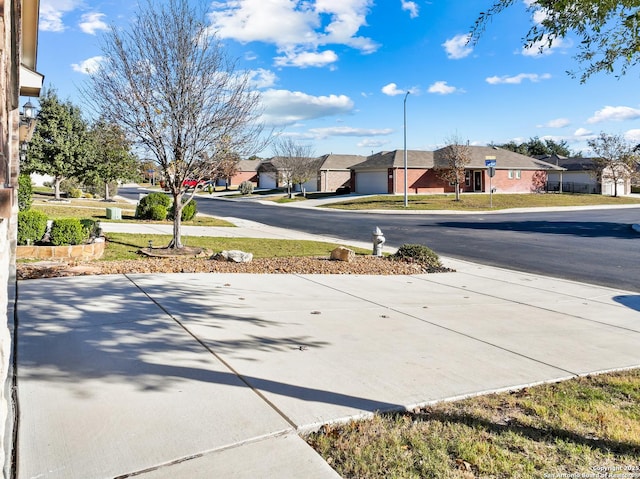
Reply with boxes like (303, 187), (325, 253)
(325, 193), (640, 211)
(306, 369), (640, 478)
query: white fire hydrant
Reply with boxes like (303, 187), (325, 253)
(372, 227), (385, 257)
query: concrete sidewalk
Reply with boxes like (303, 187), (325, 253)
(16, 259), (640, 478)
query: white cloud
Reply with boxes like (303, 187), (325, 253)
(442, 34), (472, 59)
(587, 106), (640, 124)
(574, 128), (593, 137)
(486, 73), (552, 84)
(208, 0), (378, 67)
(428, 81), (461, 95)
(521, 35), (570, 56)
(401, 0), (419, 18)
(248, 68), (277, 89)
(260, 89), (354, 126)
(625, 129), (640, 142)
(381, 83), (405, 96)
(71, 56), (105, 74)
(40, 0), (84, 32)
(358, 138), (390, 148)
(538, 118), (570, 128)
(79, 12), (109, 35)
(308, 126), (393, 139)
(274, 50), (338, 68)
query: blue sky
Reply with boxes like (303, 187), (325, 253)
(34, 0), (640, 157)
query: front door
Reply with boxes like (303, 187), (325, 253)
(474, 171), (482, 191)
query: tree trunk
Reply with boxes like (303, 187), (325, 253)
(454, 181), (460, 201)
(104, 182), (111, 201)
(168, 191), (183, 248)
(54, 176), (62, 200)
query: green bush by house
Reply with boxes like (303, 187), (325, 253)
(49, 218), (89, 246)
(18, 174), (33, 211)
(17, 210), (48, 245)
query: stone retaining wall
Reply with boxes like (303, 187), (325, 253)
(17, 239), (105, 261)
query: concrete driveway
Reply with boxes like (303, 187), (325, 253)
(15, 259), (640, 478)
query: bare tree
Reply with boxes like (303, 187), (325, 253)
(435, 135), (471, 201)
(86, 0), (266, 248)
(587, 133), (640, 197)
(271, 137), (317, 198)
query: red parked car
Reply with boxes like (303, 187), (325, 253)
(182, 179), (204, 189)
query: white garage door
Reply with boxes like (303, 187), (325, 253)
(356, 171), (388, 194)
(258, 172), (277, 189)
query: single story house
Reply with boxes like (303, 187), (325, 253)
(223, 159), (260, 187)
(317, 153), (366, 192)
(256, 157), (322, 192)
(541, 154), (632, 196)
(350, 146), (564, 194)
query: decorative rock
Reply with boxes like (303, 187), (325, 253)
(330, 246), (355, 262)
(213, 250), (253, 263)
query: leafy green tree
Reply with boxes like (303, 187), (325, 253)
(81, 119), (138, 201)
(499, 137), (574, 157)
(26, 89), (92, 200)
(587, 133), (640, 197)
(471, 1), (640, 82)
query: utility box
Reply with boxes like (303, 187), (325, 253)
(106, 207), (122, 220)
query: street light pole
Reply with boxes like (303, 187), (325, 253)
(403, 91), (410, 208)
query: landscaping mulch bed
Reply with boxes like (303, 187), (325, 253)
(17, 255), (452, 280)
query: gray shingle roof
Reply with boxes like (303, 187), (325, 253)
(350, 147), (564, 171)
(351, 150), (435, 169)
(318, 153), (367, 170)
(434, 146), (565, 170)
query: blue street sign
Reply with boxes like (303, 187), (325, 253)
(485, 159), (496, 167)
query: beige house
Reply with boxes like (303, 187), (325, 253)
(543, 154), (633, 196)
(1, 0), (44, 473)
(317, 153), (365, 192)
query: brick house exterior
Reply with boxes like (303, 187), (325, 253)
(317, 153), (365, 192)
(1, 1), (43, 474)
(350, 146), (562, 195)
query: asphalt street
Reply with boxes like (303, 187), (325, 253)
(119, 187), (640, 292)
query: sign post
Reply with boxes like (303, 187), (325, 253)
(485, 156), (496, 208)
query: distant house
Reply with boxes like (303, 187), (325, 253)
(542, 154), (632, 196)
(317, 153), (366, 192)
(256, 157), (321, 192)
(225, 159), (259, 187)
(350, 147), (563, 195)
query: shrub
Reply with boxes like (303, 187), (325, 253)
(69, 188), (83, 198)
(18, 174), (33, 211)
(49, 218), (88, 246)
(135, 192), (171, 219)
(148, 204), (168, 221)
(391, 244), (442, 268)
(168, 198), (197, 221)
(17, 210), (48, 245)
(239, 180), (254, 195)
(60, 178), (81, 196)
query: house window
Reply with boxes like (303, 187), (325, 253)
(508, 170), (521, 179)
(465, 171), (471, 187)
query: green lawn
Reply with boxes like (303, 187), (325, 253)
(31, 197), (234, 226)
(307, 369), (640, 479)
(102, 233), (369, 260)
(324, 193), (640, 211)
